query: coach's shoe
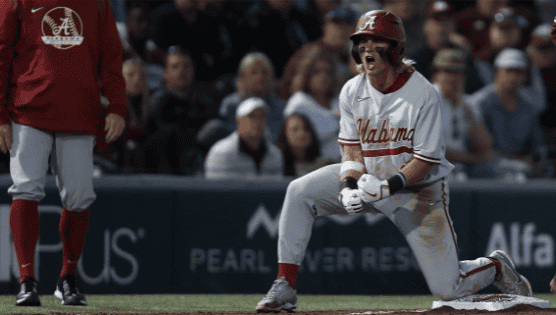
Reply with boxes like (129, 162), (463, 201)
(54, 274), (88, 306)
(489, 250), (533, 296)
(256, 276), (297, 313)
(16, 277), (41, 306)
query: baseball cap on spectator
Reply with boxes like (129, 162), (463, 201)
(425, 1), (454, 21)
(324, 5), (359, 24)
(494, 48), (528, 69)
(236, 97), (268, 118)
(492, 7), (528, 30)
(433, 48), (467, 72)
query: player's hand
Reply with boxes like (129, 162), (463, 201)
(104, 113), (126, 144)
(0, 123), (13, 154)
(550, 276), (556, 293)
(339, 187), (363, 215)
(357, 174), (390, 203)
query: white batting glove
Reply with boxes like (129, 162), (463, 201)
(339, 187), (363, 215)
(357, 174), (390, 203)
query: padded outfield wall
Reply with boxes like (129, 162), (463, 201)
(0, 176), (554, 295)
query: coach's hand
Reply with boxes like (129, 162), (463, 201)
(105, 113), (126, 144)
(339, 188), (363, 215)
(358, 174), (390, 203)
(0, 123), (13, 154)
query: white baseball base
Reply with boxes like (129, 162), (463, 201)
(432, 294), (551, 311)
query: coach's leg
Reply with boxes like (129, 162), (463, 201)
(375, 179), (496, 300)
(8, 124), (53, 283)
(51, 134), (95, 279)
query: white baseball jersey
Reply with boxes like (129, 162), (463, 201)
(338, 71), (454, 184)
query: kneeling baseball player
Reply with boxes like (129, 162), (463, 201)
(256, 10), (532, 313)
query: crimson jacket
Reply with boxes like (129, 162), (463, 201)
(0, 0), (127, 134)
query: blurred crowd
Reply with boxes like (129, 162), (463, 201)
(3, 0), (555, 182)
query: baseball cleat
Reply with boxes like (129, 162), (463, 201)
(256, 276), (297, 313)
(489, 250), (533, 296)
(54, 274), (88, 306)
(15, 277), (41, 306)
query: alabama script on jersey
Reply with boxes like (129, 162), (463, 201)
(0, 0), (127, 134)
(338, 71), (454, 184)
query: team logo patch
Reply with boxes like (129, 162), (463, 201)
(360, 15), (377, 31)
(41, 7), (83, 49)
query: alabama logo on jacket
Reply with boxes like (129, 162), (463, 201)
(41, 7), (83, 49)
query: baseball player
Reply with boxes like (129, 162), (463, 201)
(256, 10), (532, 313)
(0, 0), (127, 307)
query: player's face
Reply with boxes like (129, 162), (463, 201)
(164, 52), (195, 91)
(285, 115), (312, 151)
(357, 36), (394, 76)
(242, 61), (272, 97)
(238, 108), (267, 140)
(123, 63), (147, 96)
(308, 59), (333, 96)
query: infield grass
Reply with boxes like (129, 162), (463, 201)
(1, 294), (556, 314)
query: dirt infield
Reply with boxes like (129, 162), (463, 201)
(41, 305), (556, 315)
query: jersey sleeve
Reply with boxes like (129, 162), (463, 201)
(412, 89), (444, 164)
(0, 0), (18, 125)
(337, 81), (360, 146)
(98, 0), (128, 121)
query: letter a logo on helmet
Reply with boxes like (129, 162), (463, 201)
(350, 10), (407, 65)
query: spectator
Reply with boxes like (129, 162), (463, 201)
(453, 0), (540, 54)
(117, 2), (151, 61)
(205, 97), (284, 180)
(219, 52), (286, 144)
(302, 0), (342, 41)
(277, 113), (331, 177)
(474, 7), (528, 64)
(279, 4), (359, 100)
(470, 8), (547, 115)
(431, 48), (497, 180)
(410, 0), (486, 94)
(381, 0), (426, 57)
(115, 2), (165, 91)
(529, 24), (556, 173)
(138, 46), (217, 175)
(150, 0), (236, 82)
(284, 47), (342, 162)
(468, 48), (549, 179)
(241, 0), (313, 77)
(95, 58), (153, 174)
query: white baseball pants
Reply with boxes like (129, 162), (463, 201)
(8, 123), (96, 211)
(278, 163), (496, 300)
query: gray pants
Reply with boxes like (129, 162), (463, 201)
(278, 163), (496, 300)
(8, 123), (96, 211)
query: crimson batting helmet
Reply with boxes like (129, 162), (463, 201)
(350, 10), (407, 66)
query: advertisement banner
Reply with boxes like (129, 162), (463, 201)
(175, 188), (433, 295)
(0, 185), (174, 295)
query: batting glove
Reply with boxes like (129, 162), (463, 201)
(339, 187), (363, 215)
(357, 174), (390, 203)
